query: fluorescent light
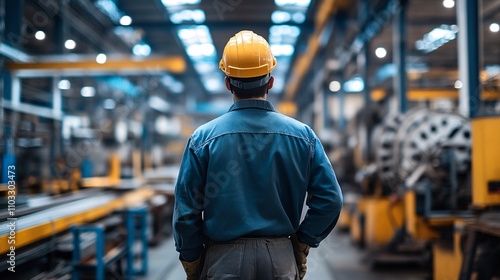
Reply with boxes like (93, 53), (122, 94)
(133, 43), (151, 56)
(177, 26), (213, 46)
(176, 25), (221, 93)
(272, 11), (291, 24)
(375, 47), (387, 58)
(344, 77), (364, 92)
(443, 0), (455, 8)
(275, 0), (311, 7)
(329, 81), (341, 92)
(187, 44), (215, 57)
(490, 23), (500, 33)
(416, 25), (458, 53)
(81, 86), (95, 97)
(103, 98), (116, 109)
(296, 0), (311, 6)
(269, 25), (301, 37)
(170, 9), (205, 24)
(194, 62), (216, 74)
(95, 0), (122, 22)
(96, 53), (107, 64)
(178, 28), (197, 40)
(292, 12), (306, 24)
(35, 31), (46, 40)
(454, 80), (463, 89)
(119, 15), (132, 26)
(161, 0), (200, 7)
(270, 44), (294, 56)
(64, 39), (76, 50)
(58, 79), (71, 90)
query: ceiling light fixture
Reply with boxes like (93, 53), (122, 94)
(35, 31), (46, 40)
(58, 79), (71, 90)
(416, 24), (458, 53)
(96, 53), (107, 64)
(170, 9), (205, 24)
(161, 0), (200, 7)
(329, 81), (341, 92)
(443, 0), (455, 8)
(133, 43), (152, 56)
(270, 44), (294, 56)
(375, 47), (387, 58)
(344, 77), (364, 92)
(119, 15), (132, 26)
(292, 12), (306, 23)
(271, 11), (291, 24)
(275, 0), (311, 7)
(64, 39), (76, 50)
(490, 23), (500, 33)
(81, 86), (96, 97)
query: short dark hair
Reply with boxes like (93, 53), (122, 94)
(229, 75), (269, 99)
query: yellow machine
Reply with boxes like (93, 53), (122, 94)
(347, 106), (477, 271)
(433, 116), (500, 280)
(471, 117), (500, 208)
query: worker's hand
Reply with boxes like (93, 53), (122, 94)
(290, 233), (311, 279)
(180, 255), (202, 280)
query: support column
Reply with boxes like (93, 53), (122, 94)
(457, 0), (480, 118)
(338, 76), (346, 131)
(333, 12), (348, 131)
(323, 87), (330, 129)
(393, 0), (408, 113)
(358, 0), (371, 107)
(4, 0), (24, 47)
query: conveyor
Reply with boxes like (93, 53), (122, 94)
(0, 187), (154, 255)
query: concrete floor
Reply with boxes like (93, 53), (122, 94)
(141, 230), (430, 280)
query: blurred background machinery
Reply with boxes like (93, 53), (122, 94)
(0, 0), (499, 279)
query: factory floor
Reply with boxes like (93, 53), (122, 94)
(142, 230), (430, 280)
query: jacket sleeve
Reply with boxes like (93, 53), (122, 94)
(173, 137), (206, 261)
(297, 133), (343, 247)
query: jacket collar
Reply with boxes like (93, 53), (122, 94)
(228, 99), (276, 112)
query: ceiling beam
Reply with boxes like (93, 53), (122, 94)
(129, 21), (314, 30)
(284, 0), (351, 102)
(6, 56), (186, 77)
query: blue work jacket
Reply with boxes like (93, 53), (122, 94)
(173, 99), (343, 261)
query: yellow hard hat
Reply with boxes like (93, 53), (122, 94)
(219, 30), (277, 78)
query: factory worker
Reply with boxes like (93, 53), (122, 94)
(173, 30), (343, 280)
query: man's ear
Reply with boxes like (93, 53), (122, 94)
(267, 76), (274, 90)
(225, 77), (232, 91)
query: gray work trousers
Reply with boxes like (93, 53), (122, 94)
(200, 237), (300, 280)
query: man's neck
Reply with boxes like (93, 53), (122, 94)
(233, 96), (267, 102)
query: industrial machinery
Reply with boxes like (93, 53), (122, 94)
(375, 107), (472, 217)
(348, 106), (474, 270)
(344, 97), (500, 279)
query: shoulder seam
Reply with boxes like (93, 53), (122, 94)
(192, 131), (314, 151)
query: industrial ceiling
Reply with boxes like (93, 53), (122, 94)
(2, 0), (499, 117)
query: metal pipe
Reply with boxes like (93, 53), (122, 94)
(357, 0), (371, 107)
(2, 99), (63, 120)
(457, 0), (481, 118)
(0, 194), (117, 235)
(393, 0), (408, 113)
(0, 43), (32, 62)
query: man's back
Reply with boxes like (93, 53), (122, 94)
(190, 99), (314, 241)
(174, 99), (342, 262)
